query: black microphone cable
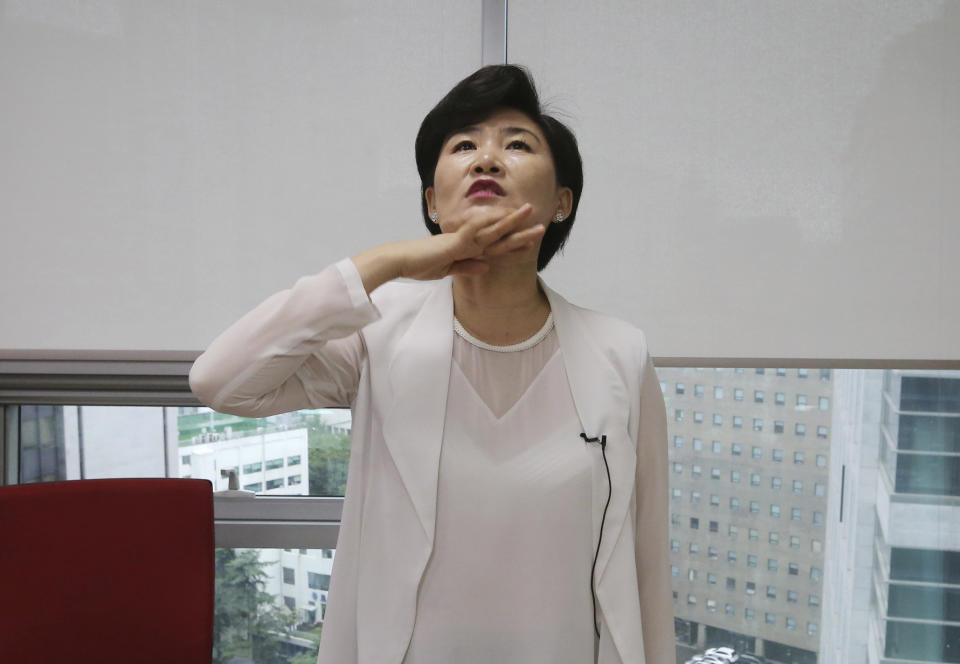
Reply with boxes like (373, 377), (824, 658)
(580, 432), (611, 640)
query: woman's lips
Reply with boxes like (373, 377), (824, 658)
(466, 179), (506, 197)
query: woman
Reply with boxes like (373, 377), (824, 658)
(190, 65), (674, 664)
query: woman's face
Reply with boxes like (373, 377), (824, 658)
(425, 108), (572, 236)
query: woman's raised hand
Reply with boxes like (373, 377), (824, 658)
(352, 204), (545, 294)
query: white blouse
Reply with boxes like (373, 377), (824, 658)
(403, 319), (599, 663)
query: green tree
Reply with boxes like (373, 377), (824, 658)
(308, 429), (351, 496)
(214, 548), (296, 664)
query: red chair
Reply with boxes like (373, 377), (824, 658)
(0, 478), (214, 663)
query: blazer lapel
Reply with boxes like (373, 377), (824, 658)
(381, 278), (454, 545)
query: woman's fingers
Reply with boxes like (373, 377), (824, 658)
(470, 203), (533, 247)
(483, 224), (546, 257)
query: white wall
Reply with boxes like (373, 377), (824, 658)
(2, 1), (958, 361)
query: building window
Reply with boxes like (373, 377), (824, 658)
(675, 409), (683, 422)
(734, 388), (744, 401)
(816, 454), (827, 468)
(745, 608), (755, 620)
(773, 421), (784, 434)
(815, 483), (825, 497)
(771, 476), (782, 490)
(786, 617), (797, 630)
(796, 394), (807, 408)
(791, 508), (802, 521)
(789, 563), (799, 575)
(708, 572), (718, 585)
(672, 514), (681, 527)
(732, 416), (743, 429)
(810, 567), (822, 581)
(756, 368), (765, 375)
(813, 511), (824, 525)
(709, 546), (719, 559)
(787, 590), (798, 603)
(282, 567), (295, 584)
(766, 612), (778, 624)
(728, 524), (739, 538)
(690, 543), (700, 554)
(691, 491), (701, 504)
(811, 539), (822, 553)
(817, 425), (829, 439)
(725, 603), (735, 615)
(714, 386), (724, 400)
(819, 396), (830, 411)
(726, 577), (736, 590)
(798, 368), (808, 378)
(287, 475), (301, 486)
(751, 473), (761, 486)
(283, 596), (296, 610)
(753, 418), (763, 432)
(748, 555), (758, 568)
(748, 528), (758, 541)
(710, 494), (720, 506)
(749, 501), (760, 514)
(692, 465), (702, 478)
(672, 488), (682, 499)
(794, 451), (805, 464)
(807, 622), (818, 636)
(673, 435), (683, 448)
(774, 393), (785, 407)
(695, 384), (705, 397)
(265, 458), (284, 470)
(754, 390), (764, 403)
(287, 455), (301, 466)
(728, 551), (737, 564)
(730, 497), (740, 510)
(766, 585), (777, 598)
(731, 470), (741, 483)
(746, 581), (757, 595)
(242, 462), (262, 474)
(790, 535), (801, 548)
(752, 446), (763, 459)
(793, 479), (803, 493)
(711, 467), (721, 480)
(773, 448), (783, 462)
(694, 411), (704, 423)
(770, 504), (781, 518)
(673, 463), (682, 474)
(777, 368), (787, 377)
(809, 594), (820, 607)
(266, 478), (284, 490)
(693, 438), (704, 451)
(712, 413), (723, 426)
(795, 422), (806, 436)
(712, 440), (722, 453)
(687, 594), (697, 606)
(671, 565), (679, 577)
(676, 383), (685, 395)
(307, 572), (331, 590)
(242, 482), (262, 492)
(690, 517), (699, 530)
(710, 521), (719, 533)
(731, 443), (742, 456)
(769, 532), (779, 545)
(671, 539), (680, 552)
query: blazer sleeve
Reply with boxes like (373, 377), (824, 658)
(634, 352), (676, 664)
(189, 258), (380, 417)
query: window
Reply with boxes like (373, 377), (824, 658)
(266, 478), (284, 490)
(752, 445), (763, 459)
(790, 535), (800, 548)
(690, 517), (699, 530)
(694, 384), (704, 397)
(807, 622), (818, 636)
(813, 511), (824, 525)
(732, 415), (743, 429)
(788, 590), (799, 603)
(770, 504), (781, 518)
(710, 494), (720, 506)
(750, 501), (760, 514)
(709, 520), (719, 533)
(694, 411), (704, 423)
(243, 482), (262, 492)
(774, 420), (784, 433)
(706, 599), (717, 612)
(729, 497), (740, 510)
(810, 567), (822, 581)
(688, 569), (697, 581)
(751, 473), (761, 486)
(307, 572), (330, 590)
(816, 454), (827, 468)
(746, 581), (757, 594)
(730, 470), (741, 483)
(689, 543), (700, 554)
(769, 532), (779, 545)
(693, 438), (703, 451)
(819, 396), (830, 411)
(731, 443), (742, 456)
(756, 368), (765, 375)
(712, 413), (722, 426)
(773, 448), (783, 462)
(181, 454), (191, 465)
(798, 368), (808, 378)
(728, 524), (739, 538)
(708, 546), (719, 559)
(796, 394), (808, 408)
(794, 451), (805, 464)
(817, 425), (829, 439)
(748, 555), (758, 568)
(809, 594), (820, 607)
(811, 539), (822, 553)
(745, 608), (755, 620)
(284, 596), (296, 610)
(820, 369), (831, 380)
(786, 617), (797, 630)
(673, 463), (682, 474)
(708, 572), (718, 585)
(789, 563), (799, 575)
(795, 422), (806, 436)
(691, 491), (701, 504)
(672, 514), (681, 527)
(714, 386), (724, 399)
(671, 565), (679, 577)
(674, 409), (683, 422)
(748, 528), (759, 541)
(692, 465), (702, 478)
(753, 418), (763, 431)
(282, 567), (295, 584)
(766, 585), (777, 598)
(242, 462), (262, 474)
(671, 488), (682, 499)
(287, 475), (301, 486)
(671, 539), (680, 552)
(673, 435), (683, 448)
(687, 594), (697, 606)
(777, 368), (787, 377)
(287, 454), (301, 466)
(791, 508), (802, 521)
(725, 603), (734, 615)
(771, 476), (782, 490)
(726, 577), (736, 590)
(711, 467), (721, 480)
(728, 551), (737, 564)
(712, 440), (722, 453)
(265, 458), (284, 470)
(793, 479), (803, 493)
(676, 383), (685, 395)
(734, 388), (744, 401)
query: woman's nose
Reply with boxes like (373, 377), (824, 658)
(472, 152), (501, 174)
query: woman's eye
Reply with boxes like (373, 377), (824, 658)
(452, 140), (475, 152)
(507, 139), (531, 151)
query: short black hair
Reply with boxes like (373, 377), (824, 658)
(415, 65), (583, 271)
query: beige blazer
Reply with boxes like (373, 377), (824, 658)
(189, 259), (674, 664)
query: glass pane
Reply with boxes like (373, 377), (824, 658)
(214, 548), (335, 664)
